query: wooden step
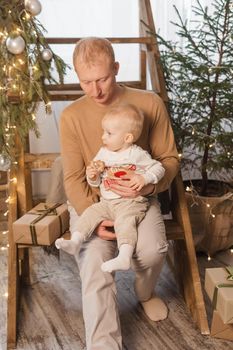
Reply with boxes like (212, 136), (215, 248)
(164, 220), (184, 240)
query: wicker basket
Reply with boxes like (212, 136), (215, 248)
(185, 191), (233, 255)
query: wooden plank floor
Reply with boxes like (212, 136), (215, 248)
(1, 238), (233, 350)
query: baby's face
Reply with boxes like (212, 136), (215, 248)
(102, 118), (131, 152)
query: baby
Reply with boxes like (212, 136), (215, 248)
(55, 104), (165, 273)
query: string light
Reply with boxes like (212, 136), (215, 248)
(18, 58), (25, 65)
(207, 255), (211, 261)
(5, 196), (10, 203)
(45, 101), (52, 108)
(10, 177), (17, 184)
(0, 246), (8, 251)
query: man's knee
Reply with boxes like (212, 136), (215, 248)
(134, 239), (168, 269)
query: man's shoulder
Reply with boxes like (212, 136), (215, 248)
(123, 86), (163, 105)
(60, 96), (90, 125)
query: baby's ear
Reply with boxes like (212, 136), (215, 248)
(124, 133), (134, 144)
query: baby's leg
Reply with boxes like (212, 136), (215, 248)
(55, 231), (83, 255)
(101, 243), (134, 273)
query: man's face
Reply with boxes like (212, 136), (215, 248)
(75, 55), (119, 106)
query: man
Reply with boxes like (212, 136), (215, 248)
(60, 37), (179, 350)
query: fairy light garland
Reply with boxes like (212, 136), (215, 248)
(185, 183), (233, 260)
(0, 0), (68, 167)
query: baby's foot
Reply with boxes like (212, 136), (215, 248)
(101, 256), (131, 273)
(55, 238), (82, 255)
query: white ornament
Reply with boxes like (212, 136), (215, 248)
(0, 154), (11, 171)
(25, 0), (42, 16)
(42, 48), (53, 61)
(6, 36), (26, 54)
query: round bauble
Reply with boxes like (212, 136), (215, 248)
(42, 48), (53, 61)
(0, 154), (11, 171)
(6, 36), (26, 55)
(25, 0), (42, 16)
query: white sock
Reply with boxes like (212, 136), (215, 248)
(101, 243), (134, 273)
(55, 231), (83, 256)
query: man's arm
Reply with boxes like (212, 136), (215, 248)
(60, 110), (98, 215)
(149, 95), (180, 194)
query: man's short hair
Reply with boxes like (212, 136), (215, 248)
(73, 37), (115, 68)
(103, 104), (144, 142)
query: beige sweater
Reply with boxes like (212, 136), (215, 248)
(60, 86), (180, 215)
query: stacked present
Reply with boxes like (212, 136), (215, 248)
(13, 203), (69, 246)
(205, 266), (233, 340)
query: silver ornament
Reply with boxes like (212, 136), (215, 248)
(42, 48), (53, 61)
(0, 154), (11, 171)
(25, 0), (42, 16)
(6, 36), (26, 55)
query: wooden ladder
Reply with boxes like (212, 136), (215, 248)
(7, 0), (209, 348)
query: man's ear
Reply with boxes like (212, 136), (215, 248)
(114, 62), (120, 75)
(124, 133), (134, 144)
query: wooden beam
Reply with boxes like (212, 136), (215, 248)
(140, 50), (147, 90)
(171, 174), (210, 334)
(45, 37), (153, 45)
(16, 139), (33, 216)
(47, 81), (146, 101)
(139, 0), (168, 101)
(46, 80), (144, 91)
(7, 168), (18, 348)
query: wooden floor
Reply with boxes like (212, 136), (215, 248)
(1, 234), (233, 350)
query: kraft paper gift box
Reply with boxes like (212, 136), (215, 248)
(205, 267), (233, 324)
(13, 203), (69, 245)
(211, 310), (233, 340)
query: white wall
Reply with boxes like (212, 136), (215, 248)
(30, 0), (213, 197)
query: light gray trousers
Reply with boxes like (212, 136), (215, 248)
(68, 198), (168, 350)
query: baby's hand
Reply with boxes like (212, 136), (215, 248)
(86, 165), (98, 180)
(86, 160), (105, 180)
(128, 174), (145, 191)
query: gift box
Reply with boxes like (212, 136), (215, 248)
(205, 266), (233, 324)
(13, 203), (69, 245)
(211, 310), (233, 340)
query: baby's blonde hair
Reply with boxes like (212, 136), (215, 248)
(103, 104), (144, 142)
(73, 37), (115, 68)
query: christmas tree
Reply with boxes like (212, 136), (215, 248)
(152, 0), (233, 196)
(0, 0), (68, 169)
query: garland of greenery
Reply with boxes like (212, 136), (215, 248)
(0, 0), (68, 166)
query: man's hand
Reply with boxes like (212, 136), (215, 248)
(106, 174), (156, 198)
(95, 220), (116, 240)
(128, 174), (146, 191)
